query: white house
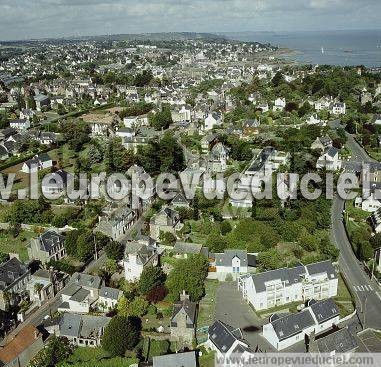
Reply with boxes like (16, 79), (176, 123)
(316, 146), (342, 171)
(57, 313), (110, 348)
(98, 286), (122, 311)
(355, 193), (381, 212)
(258, 102), (269, 112)
(208, 250), (256, 281)
(115, 127), (135, 139)
(273, 97), (286, 112)
(368, 208), (381, 233)
(21, 153), (53, 174)
(205, 320), (255, 359)
(306, 114), (321, 125)
(238, 261), (338, 311)
(204, 112), (222, 131)
(10, 119), (30, 131)
(58, 273), (104, 314)
(207, 142), (229, 173)
(263, 298), (340, 351)
(123, 241), (160, 282)
(331, 102), (346, 115)
(41, 169), (71, 197)
(314, 97), (332, 111)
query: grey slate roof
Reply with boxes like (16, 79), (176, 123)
(153, 351), (197, 367)
(309, 298), (340, 324)
(69, 287), (90, 302)
(59, 313), (110, 339)
(250, 264), (306, 293)
(208, 320), (244, 353)
(173, 242), (203, 255)
(214, 250), (248, 267)
(38, 230), (65, 252)
(326, 146), (339, 158)
(171, 299), (197, 327)
(70, 272), (103, 290)
(99, 286), (121, 300)
(249, 261), (337, 293)
(305, 261), (337, 280)
(0, 257), (29, 291)
(271, 309), (316, 341)
(315, 327), (358, 353)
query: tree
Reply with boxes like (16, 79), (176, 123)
(61, 120), (91, 152)
(319, 235), (339, 261)
(64, 230), (79, 256)
(220, 220), (232, 235)
(166, 255), (209, 302)
(117, 295), (130, 317)
(257, 248), (283, 270)
(150, 105), (173, 130)
(102, 316), (141, 356)
(159, 231), (176, 246)
(128, 297), (149, 317)
(29, 336), (73, 367)
(138, 266), (166, 295)
(146, 285), (167, 304)
(206, 231), (228, 253)
(106, 241), (125, 261)
(272, 71), (284, 87)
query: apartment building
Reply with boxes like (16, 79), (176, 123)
(238, 261), (338, 311)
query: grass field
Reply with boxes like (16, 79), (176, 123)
(60, 347), (138, 367)
(197, 280), (219, 329)
(0, 230), (37, 261)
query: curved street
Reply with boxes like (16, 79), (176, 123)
(330, 120), (381, 329)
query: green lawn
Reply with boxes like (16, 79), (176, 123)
(334, 273), (355, 317)
(199, 350), (216, 367)
(0, 230), (38, 261)
(59, 347), (138, 367)
(256, 301), (300, 318)
(345, 200), (370, 222)
(197, 280), (219, 331)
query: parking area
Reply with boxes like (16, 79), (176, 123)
(215, 282), (307, 352)
(357, 329), (381, 353)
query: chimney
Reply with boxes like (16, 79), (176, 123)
(180, 290), (189, 302)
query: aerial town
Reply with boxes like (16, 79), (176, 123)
(0, 31), (380, 367)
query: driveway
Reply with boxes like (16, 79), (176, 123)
(215, 282), (306, 352)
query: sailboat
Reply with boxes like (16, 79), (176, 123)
(321, 47), (324, 54)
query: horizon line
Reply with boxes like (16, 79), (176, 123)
(1, 28), (381, 43)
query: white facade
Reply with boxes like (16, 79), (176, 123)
(331, 102), (346, 115)
(238, 261), (338, 311)
(123, 254), (145, 281)
(204, 113), (222, 131)
(273, 97), (286, 111)
(263, 303), (340, 350)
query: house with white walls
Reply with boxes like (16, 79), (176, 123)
(203, 112), (222, 131)
(263, 298), (340, 350)
(58, 273), (105, 314)
(205, 320), (255, 359)
(273, 97), (286, 111)
(123, 240), (160, 282)
(316, 146), (342, 171)
(238, 261), (338, 311)
(208, 250), (256, 281)
(331, 102), (346, 115)
(98, 286), (122, 311)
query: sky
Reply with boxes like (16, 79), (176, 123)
(0, 0), (380, 41)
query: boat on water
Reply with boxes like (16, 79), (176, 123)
(343, 50), (353, 53)
(321, 47), (324, 54)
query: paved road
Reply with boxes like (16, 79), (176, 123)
(330, 120), (381, 329)
(215, 282), (307, 352)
